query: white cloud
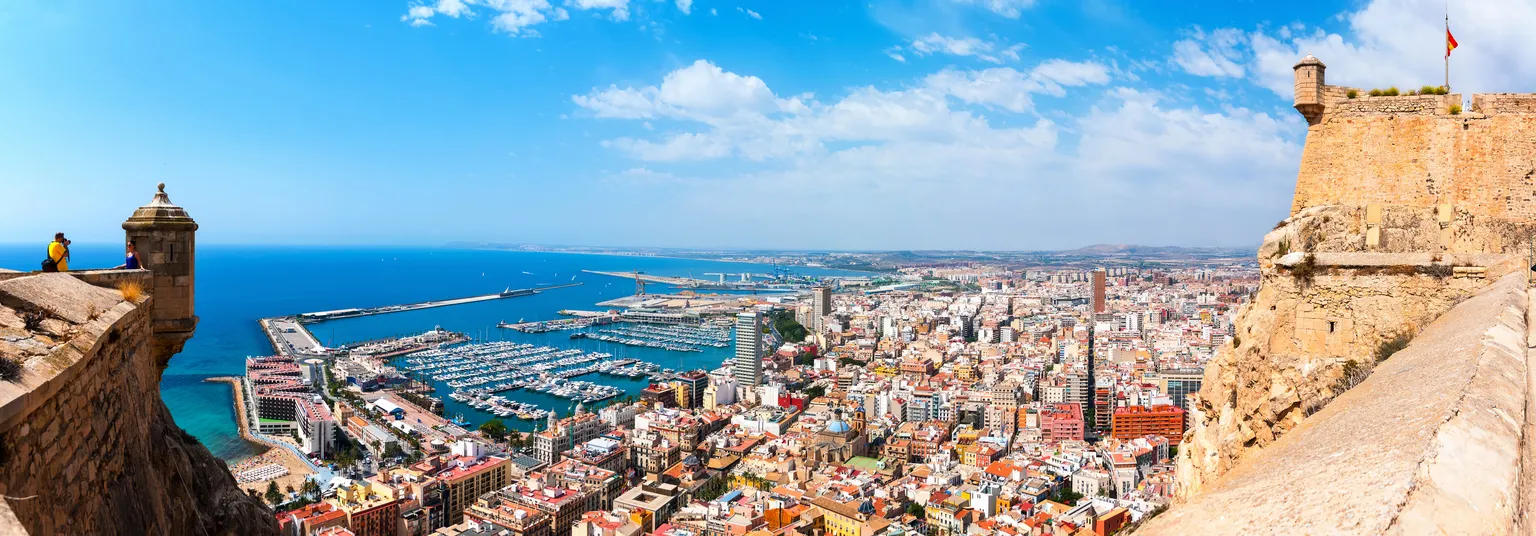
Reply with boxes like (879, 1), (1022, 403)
(572, 60), (805, 125)
(736, 7), (761, 20)
(1171, 28), (1247, 78)
(402, 0), (626, 35)
(909, 33), (1025, 64)
(923, 60), (1110, 112)
(573, 57), (1111, 165)
(923, 68), (1036, 112)
(568, 0), (629, 21)
(1161, 0), (1536, 98)
(886, 47), (907, 63)
(709, 7), (717, 15)
(565, 58), (1301, 248)
(1030, 59), (1112, 90)
(611, 167), (686, 184)
(945, 0), (1036, 18)
(675, 0), (692, 15)
(606, 132), (733, 161)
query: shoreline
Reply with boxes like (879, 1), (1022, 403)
(206, 376), (270, 463)
(207, 376), (319, 492)
(469, 247), (889, 275)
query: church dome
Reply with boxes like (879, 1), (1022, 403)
(824, 408), (852, 434)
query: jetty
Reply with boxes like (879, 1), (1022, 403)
(581, 270), (712, 287)
(295, 282), (583, 322)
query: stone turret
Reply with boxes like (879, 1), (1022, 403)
(122, 182), (198, 363)
(1293, 54), (1326, 125)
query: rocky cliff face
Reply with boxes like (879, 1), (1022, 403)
(0, 273), (277, 535)
(1173, 207), (1517, 495)
(1146, 271), (1531, 534)
(1171, 59), (1536, 500)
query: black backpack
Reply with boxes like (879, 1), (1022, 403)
(41, 244), (59, 272)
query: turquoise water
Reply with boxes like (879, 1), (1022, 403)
(0, 245), (861, 460)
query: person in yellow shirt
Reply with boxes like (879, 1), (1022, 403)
(46, 233), (70, 272)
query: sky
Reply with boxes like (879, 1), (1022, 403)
(3, 0), (1533, 251)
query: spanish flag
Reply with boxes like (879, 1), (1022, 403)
(1447, 27), (1458, 57)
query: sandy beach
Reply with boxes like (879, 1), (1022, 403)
(207, 377), (317, 496)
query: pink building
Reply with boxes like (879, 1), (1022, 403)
(1040, 403), (1084, 443)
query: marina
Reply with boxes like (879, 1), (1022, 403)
(395, 340), (641, 420)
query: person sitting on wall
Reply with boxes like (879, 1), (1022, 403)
(43, 232), (70, 272)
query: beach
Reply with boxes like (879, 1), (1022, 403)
(207, 377), (316, 495)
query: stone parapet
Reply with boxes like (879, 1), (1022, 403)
(1474, 93), (1536, 114)
(1324, 93), (1457, 117)
(0, 274), (275, 534)
(1149, 272), (1529, 534)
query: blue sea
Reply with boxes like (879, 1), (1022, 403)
(0, 244), (862, 461)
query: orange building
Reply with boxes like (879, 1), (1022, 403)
(440, 456), (511, 526)
(1109, 405), (1185, 445)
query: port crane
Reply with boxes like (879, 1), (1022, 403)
(633, 270), (646, 296)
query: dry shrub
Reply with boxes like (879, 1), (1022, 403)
(1289, 253), (1318, 288)
(118, 281), (144, 302)
(0, 356), (21, 383)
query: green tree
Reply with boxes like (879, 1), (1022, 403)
(906, 502), (926, 517)
(480, 419), (510, 443)
(265, 481), (284, 506)
(301, 479), (322, 499)
(804, 385), (826, 399)
(507, 430), (524, 449)
(384, 442), (407, 459)
(1051, 487), (1084, 505)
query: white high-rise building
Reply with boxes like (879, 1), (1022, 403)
(733, 312), (763, 388)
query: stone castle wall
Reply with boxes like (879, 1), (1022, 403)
(1172, 58), (1536, 515)
(1290, 92), (1536, 225)
(1474, 93), (1536, 114)
(0, 274), (275, 535)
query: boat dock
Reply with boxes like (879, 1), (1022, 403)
(499, 314), (619, 333)
(296, 282), (583, 322)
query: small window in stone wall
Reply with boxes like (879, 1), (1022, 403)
(1327, 321), (1336, 333)
(167, 242), (177, 263)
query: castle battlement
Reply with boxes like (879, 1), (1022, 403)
(1285, 55), (1536, 234)
(1292, 55), (1536, 123)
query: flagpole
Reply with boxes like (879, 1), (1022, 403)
(1445, 10), (1450, 91)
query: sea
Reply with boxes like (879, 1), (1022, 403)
(0, 244), (865, 461)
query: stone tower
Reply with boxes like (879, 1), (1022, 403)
(1293, 54), (1326, 125)
(122, 182), (199, 363)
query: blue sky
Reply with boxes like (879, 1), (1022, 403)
(3, 0), (1531, 250)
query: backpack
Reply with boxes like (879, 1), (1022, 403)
(41, 244), (59, 272)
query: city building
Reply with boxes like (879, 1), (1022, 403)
(1110, 405), (1187, 444)
(812, 286), (833, 333)
(732, 312), (763, 388)
(1092, 269), (1107, 314)
(440, 456), (512, 526)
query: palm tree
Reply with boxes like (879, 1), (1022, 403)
(265, 481), (284, 506)
(302, 479), (322, 499)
